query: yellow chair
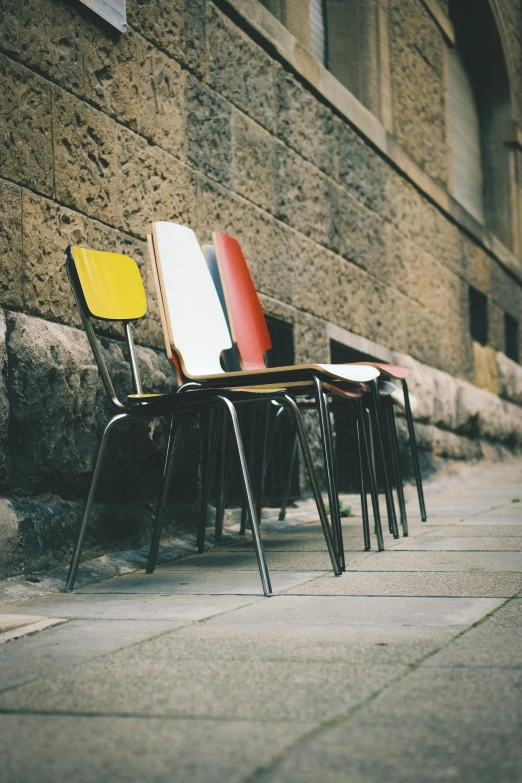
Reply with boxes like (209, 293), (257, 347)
(64, 245), (276, 594)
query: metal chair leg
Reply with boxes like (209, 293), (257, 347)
(65, 412), (130, 591)
(358, 399), (385, 551)
(314, 377), (345, 571)
(197, 408), (219, 553)
(279, 430), (298, 522)
(356, 408), (371, 551)
(386, 395), (408, 537)
(240, 404), (258, 535)
(401, 379), (427, 521)
(146, 415), (184, 574)
(255, 400), (271, 523)
(283, 395), (341, 576)
(219, 396), (272, 596)
(370, 380), (399, 539)
(215, 411), (231, 541)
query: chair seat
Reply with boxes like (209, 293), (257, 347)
(361, 362), (410, 379)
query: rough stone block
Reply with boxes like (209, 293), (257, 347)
(387, 172), (461, 272)
(0, 0), (20, 56)
(336, 118), (388, 216)
(0, 310), (9, 487)
(384, 224), (463, 322)
(197, 177), (292, 305)
(497, 351), (522, 406)
(52, 87), (121, 227)
(232, 111), (276, 214)
(19, 0), (83, 93)
(118, 129), (197, 238)
(275, 143), (331, 247)
(6, 311), (100, 495)
(389, 0), (444, 76)
(388, 29), (447, 183)
(186, 75), (232, 185)
(0, 179), (23, 309)
(462, 238), (490, 293)
(206, 4), (277, 133)
(127, 0), (206, 77)
(275, 69), (335, 177)
(83, 25), (186, 160)
(472, 342), (499, 394)
(0, 54), (53, 197)
(329, 182), (386, 275)
(490, 261), (520, 317)
(289, 232), (336, 322)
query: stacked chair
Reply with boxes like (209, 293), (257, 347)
(64, 220), (427, 595)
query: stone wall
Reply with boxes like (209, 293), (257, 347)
(0, 0), (521, 575)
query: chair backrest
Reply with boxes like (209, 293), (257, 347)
(212, 232), (272, 371)
(67, 245), (148, 405)
(150, 222), (232, 378)
(202, 244), (242, 373)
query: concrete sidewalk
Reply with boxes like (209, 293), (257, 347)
(1, 461), (521, 783)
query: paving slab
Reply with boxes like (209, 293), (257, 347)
(80, 569), (320, 595)
(391, 536), (522, 550)
(423, 524), (522, 537)
(0, 715), (314, 783)
(284, 571), (522, 596)
(197, 594), (503, 627)
(0, 648), (405, 722)
(348, 550), (522, 571)
(252, 667), (522, 783)
(157, 550), (349, 571)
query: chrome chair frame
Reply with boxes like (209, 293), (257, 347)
(64, 250), (278, 596)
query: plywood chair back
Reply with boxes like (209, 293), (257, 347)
(67, 245), (148, 406)
(150, 222), (232, 379)
(212, 232), (271, 371)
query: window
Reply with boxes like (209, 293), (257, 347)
(505, 313), (519, 362)
(448, 1), (513, 247)
(309, 0), (326, 64)
(469, 286), (488, 345)
(259, 0), (284, 21)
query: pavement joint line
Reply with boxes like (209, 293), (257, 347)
(0, 617), (68, 645)
(0, 708), (307, 724)
(0, 595), (265, 698)
(238, 592), (519, 783)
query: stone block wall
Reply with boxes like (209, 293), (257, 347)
(0, 0), (521, 575)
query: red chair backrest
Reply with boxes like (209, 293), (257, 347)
(213, 232), (272, 371)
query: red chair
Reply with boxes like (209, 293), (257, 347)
(210, 232), (427, 540)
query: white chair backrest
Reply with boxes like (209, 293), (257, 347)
(151, 222), (231, 377)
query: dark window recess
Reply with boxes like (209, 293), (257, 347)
(218, 316), (298, 507)
(469, 286), (488, 345)
(263, 316), (299, 505)
(505, 313), (519, 362)
(259, 0), (285, 22)
(330, 340), (387, 494)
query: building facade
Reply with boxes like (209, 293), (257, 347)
(1, 0), (522, 575)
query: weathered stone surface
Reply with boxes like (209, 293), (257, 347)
(206, 4), (277, 132)
(21, 192), (149, 339)
(497, 351), (522, 406)
(127, 0), (205, 77)
(0, 54), (53, 196)
(384, 224), (463, 323)
(19, 0), (83, 93)
(7, 311), (99, 495)
(473, 343), (499, 394)
(329, 182), (386, 275)
(387, 172), (462, 273)
(336, 118), (388, 215)
(83, 26), (186, 160)
(0, 0), (20, 56)
(186, 75), (232, 185)
(289, 232), (335, 322)
(0, 179), (23, 309)
(197, 177), (292, 304)
(388, 0), (447, 183)
(0, 310), (9, 487)
(275, 143), (331, 247)
(232, 112), (276, 214)
(275, 69), (335, 177)
(118, 129), (197, 238)
(52, 87), (121, 226)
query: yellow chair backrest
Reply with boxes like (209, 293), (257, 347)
(69, 246), (147, 321)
